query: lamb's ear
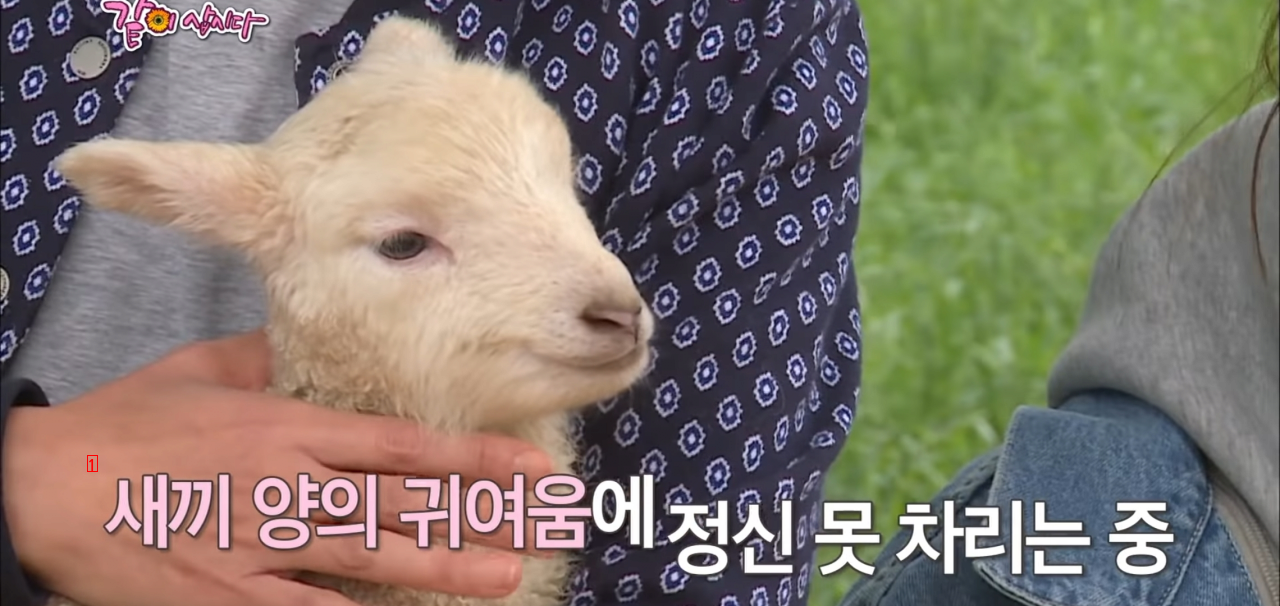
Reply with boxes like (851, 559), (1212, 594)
(56, 139), (278, 250)
(355, 15), (458, 70)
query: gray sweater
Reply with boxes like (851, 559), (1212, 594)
(1048, 99), (1279, 547)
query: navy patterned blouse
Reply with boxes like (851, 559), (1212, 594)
(0, 1), (869, 604)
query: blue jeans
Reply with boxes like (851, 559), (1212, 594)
(838, 389), (1275, 606)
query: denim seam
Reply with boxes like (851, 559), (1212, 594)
(971, 412), (1066, 606)
(1148, 467), (1213, 606)
(977, 571), (1066, 606)
(855, 448), (1001, 603)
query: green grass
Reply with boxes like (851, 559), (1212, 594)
(809, 0), (1272, 603)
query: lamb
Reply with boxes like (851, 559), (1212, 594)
(48, 15), (655, 606)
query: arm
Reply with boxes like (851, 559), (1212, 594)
(576, 2), (871, 603)
(1, 377), (51, 606)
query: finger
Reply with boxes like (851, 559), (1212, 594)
(283, 530), (523, 598)
(248, 575), (362, 606)
(398, 474), (551, 557)
(300, 471), (425, 538)
(168, 329), (274, 390)
(302, 473), (548, 557)
(294, 411), (554, 481)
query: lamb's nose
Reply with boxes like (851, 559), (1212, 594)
(581, 304), (642, 341)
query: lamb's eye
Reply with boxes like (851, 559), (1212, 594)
(376, 231), (430, 260)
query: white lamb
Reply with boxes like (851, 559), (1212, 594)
(49, 15), (655, 606)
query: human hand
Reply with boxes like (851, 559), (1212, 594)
(0, 330), (555, 606)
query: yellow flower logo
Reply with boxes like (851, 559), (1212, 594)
(144, 8), (172, 34)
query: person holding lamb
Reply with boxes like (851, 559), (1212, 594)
(0, 2), (871, 606)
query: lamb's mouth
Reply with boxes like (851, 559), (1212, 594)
(554, 343), (650, 374)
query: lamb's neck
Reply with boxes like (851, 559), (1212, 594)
(276, 373), (393, 417)
(272, 367), (462, 431)
(276, 369), (576, 471)
(266, 332), (577, 472)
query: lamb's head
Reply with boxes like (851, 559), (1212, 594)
(55, 16), (654, 429)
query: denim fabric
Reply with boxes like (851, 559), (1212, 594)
(838, 389), (1265, 606)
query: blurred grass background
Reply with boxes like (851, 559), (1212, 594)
(809, 0), (1273, 603)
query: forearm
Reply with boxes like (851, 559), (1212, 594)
(1, 377), (50, 606)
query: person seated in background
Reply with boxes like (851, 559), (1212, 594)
(840, 5), (1278, 605)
